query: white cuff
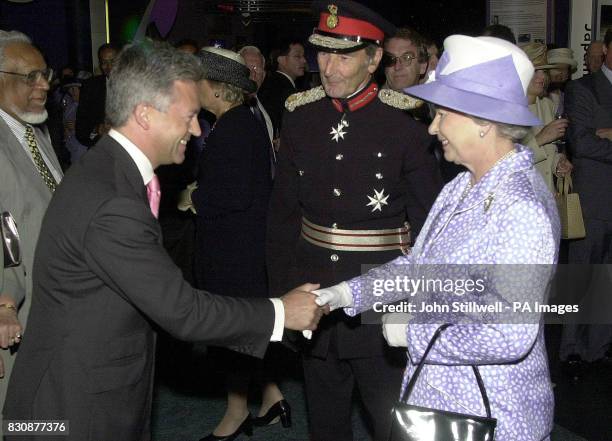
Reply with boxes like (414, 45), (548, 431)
(269, 298), (285, 342)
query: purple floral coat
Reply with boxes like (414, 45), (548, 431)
(346, 145), (559, 441)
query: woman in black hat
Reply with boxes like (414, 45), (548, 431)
(189, 47), (289, 441)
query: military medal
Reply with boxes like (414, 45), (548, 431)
(366, 188), (389, 212)
(330, 117), (349, 142)
(327, 4), (339, 29)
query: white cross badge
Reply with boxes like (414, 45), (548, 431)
(330, 119), (349, 142)
(366, 188), (389, 212)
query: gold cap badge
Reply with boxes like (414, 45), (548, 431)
(326, 4), (339, 29)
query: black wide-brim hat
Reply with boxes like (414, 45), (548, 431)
(198, 47), (257, 94)
(309, 0), (396, 53)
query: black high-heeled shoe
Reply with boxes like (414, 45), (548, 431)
(253, 399), (291, 428)
(199, 414), (253, 441)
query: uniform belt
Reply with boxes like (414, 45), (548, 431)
(301, 217), (411, 252)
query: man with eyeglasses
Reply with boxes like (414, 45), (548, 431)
(382, 27), (429, 92)
(267, 2), (442, 440)
(0, 29), (62, 436)
(76, 43), (119, 147)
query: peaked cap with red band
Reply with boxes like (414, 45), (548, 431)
(309, 0), (396, 53)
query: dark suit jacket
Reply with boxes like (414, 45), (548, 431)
(75, 75), (107, 147)
(4, 135), (274, 441)
(566, 69), (612, 220)
(258, 71), (297, 135)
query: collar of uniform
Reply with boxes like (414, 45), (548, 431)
(331, 82), (378, 113)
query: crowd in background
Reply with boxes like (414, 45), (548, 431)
(1, 2), (611, 439)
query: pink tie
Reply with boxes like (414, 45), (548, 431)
(146, 174), (161, 219)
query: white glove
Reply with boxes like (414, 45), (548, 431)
(381, 313), (410, 347)
(303, 282), (353, 340)
(313, 282), (353, 311)
(177, 181), (198, 214)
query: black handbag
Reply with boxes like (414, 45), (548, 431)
(1, 211), (21, 268)
(389, 324), (497, 441)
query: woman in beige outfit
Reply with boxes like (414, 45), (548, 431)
(520, 42), (573, 191)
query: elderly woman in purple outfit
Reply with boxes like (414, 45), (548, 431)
(315, 35), (559, 441)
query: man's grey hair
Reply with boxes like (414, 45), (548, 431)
(0, 30), (32, 70)
(238, 45), (265, 67)
(106, 40), (203, 127)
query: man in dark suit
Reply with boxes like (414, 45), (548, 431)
(267, 2), (442, 440)
(75, 43), (118, 147)
(0, 30), (63, 436)
(3, 41), (324, 441)
(560, 28), (612, 371)
(258, 38), (306, 136)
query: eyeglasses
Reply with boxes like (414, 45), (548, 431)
(382, 52), (417, 68)
(0, 68), (54, 86)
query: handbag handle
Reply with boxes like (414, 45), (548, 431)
(556, 175), (573, 195)
(400, 324), (493, 418)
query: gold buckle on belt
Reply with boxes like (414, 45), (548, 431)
(300, 218), (410, 252)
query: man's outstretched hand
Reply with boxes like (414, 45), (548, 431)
(282, 283), (329, 331)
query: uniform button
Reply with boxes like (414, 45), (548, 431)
(376, 172), (383, 180)
(330, 254), (339, 262)
(335, 154), (344, 160)
(332, 222), (338, 229)
(298, 170), (304, 176)
(333, 188), (342, 197)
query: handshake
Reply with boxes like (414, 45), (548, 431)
(280, 283), (409, 347)
(280, 283), (353, 331)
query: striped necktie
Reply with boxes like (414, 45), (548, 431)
(24, 125), (57, 192)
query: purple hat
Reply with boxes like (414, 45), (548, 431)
(405, 35), (541, 126)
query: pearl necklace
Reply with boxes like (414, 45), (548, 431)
(460, 149), (516, 201)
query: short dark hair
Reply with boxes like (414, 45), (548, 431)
(269, 38), (303, 71)
(98, 43), (119, 59)
(605, 28), (612, 48)
(482, 24), (516, 44)
(388, 27), (428, 63)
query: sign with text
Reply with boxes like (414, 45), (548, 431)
(570, 0), (595, 79)
(488, 0), (548, 43)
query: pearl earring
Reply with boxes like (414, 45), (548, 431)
(214, 92), (220, 98)
(479, 131), (485, 138)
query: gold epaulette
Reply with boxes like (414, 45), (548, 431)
(378, 89), (423, 110)
(285, 86), (326, 112)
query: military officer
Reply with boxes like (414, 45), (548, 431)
(266, 1), (443, 440)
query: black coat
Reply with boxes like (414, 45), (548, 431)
(75, 75), (106, 147)
(192, 105), (272, 298)
(4, 135), (274, 441)
(267, 87), (442, 359)
(566, 69), (612, 221)
(258, 71), (297, 136)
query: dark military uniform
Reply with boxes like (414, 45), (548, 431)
(267, 83), (442, 440)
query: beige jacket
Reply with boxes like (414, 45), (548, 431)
(521, 96), (561, 193)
